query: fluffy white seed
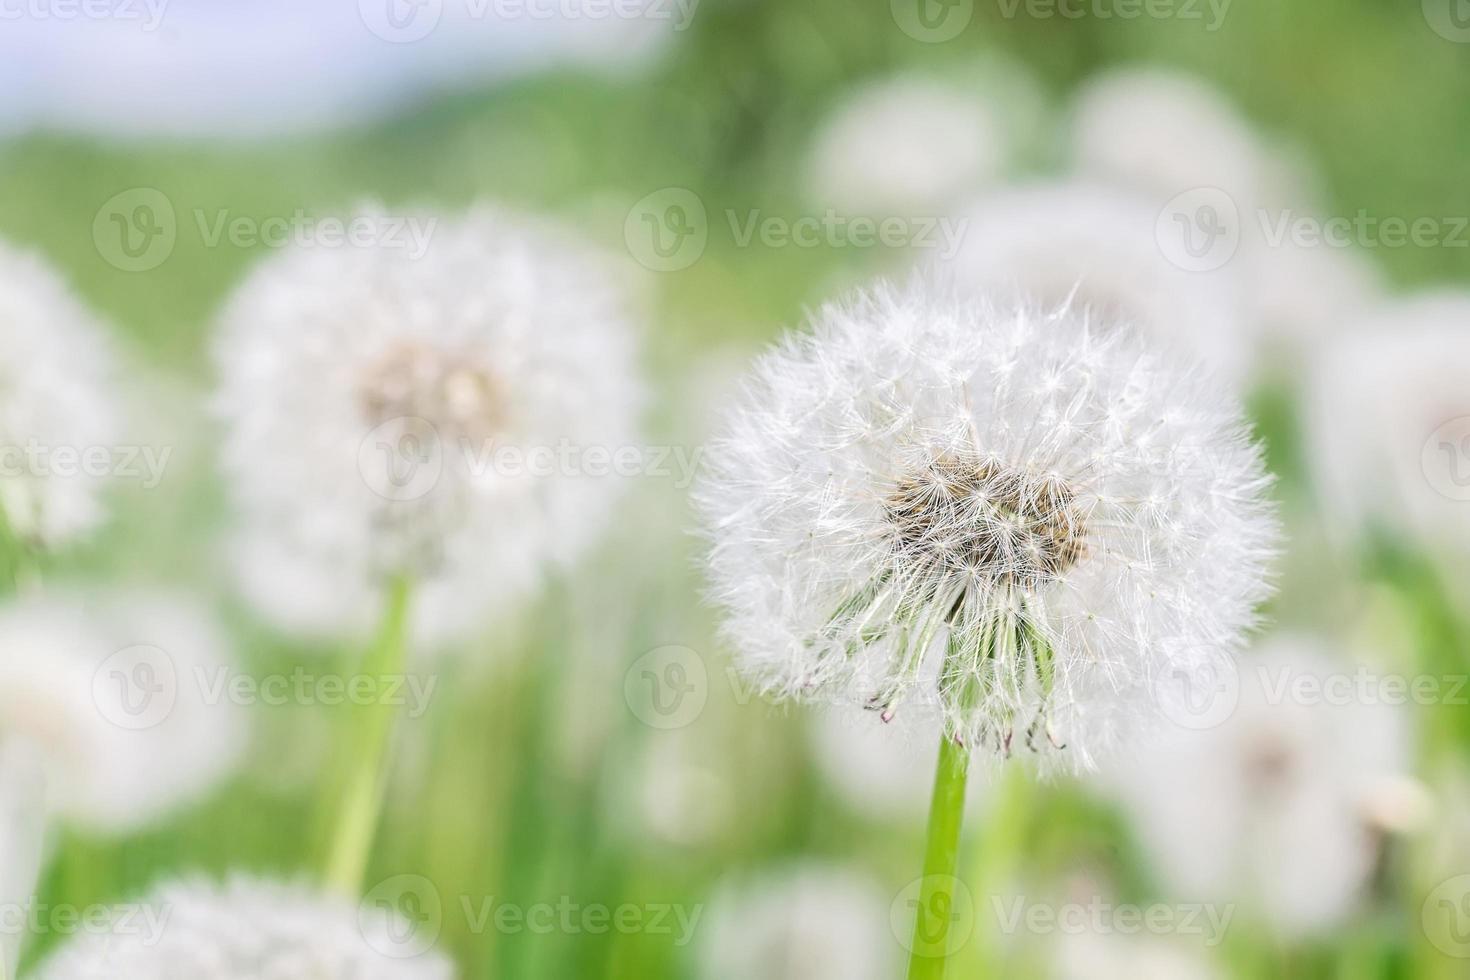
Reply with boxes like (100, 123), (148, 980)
(696, 278), (1276, 771)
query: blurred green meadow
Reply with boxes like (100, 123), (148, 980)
(3, 1), (1470, 978)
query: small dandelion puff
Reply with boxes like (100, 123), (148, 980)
(33, 875), (453, 979)
(1304, 292), (1470, 567)
(804, 69), (1032, 217)
(699, 864), (897, 980)
(1068, 68), (1280, 203)
(1106, 637), (1415, 936)
(0, 590), (246, 834)
(808, 700), (984, 824)
(0, 238), (119, 549)
(213, 204), (643, 647)
(1246, 237), (1382, 359)
(1054, 924), (1223, 980)
(933, 181), (1251, 387)
(695, 277), (1277, 773)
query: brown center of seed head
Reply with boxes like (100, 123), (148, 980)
(885, 452), (1086, 587)
(359, 341), (504, 442)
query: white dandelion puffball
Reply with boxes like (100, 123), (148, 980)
(696, 279), (1276, 771)
(699, 865), (897, 980)
(1069, 68), (1276, 203)
(0, 238), (119, 548)
(1108, 637), (1414, 936)
(35, 875), (454, 980)
(1245, 237), (1381, 357)
(1053, 928), (1222, 980)
(804, 72), (1022, 217)
(1305, 292), (1470, 564)
(215, 205), (642, 639)
(934, 181), (1251, 386)
(0, 590), (245, 834)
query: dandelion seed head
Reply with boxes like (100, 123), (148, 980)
(0, 591), (245, 834)
(1069, 68), (1276, 203)
(0, 238), (119, 547)
(699, 865), (896, 980)
(35, 875), (453, 979)
(1106, 636), (1413, 936)
(934, 181), (1251, 387)
(214, 203), (642, 624)
(804, 67), (1037, 217)
(1305, 292), (1470, 567)
(696, 278), (1276, 771)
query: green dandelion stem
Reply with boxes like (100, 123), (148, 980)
(324, 574), (414, 895)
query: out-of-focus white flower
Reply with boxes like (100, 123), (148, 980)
(0, 591), (245, 834)
(696, 278), (1276, 771)
(699, 864), (897, 980)
(935, 181), (1251, 386)
(0, 238), (118, 548)
(805, 62), (1043, 217)
(809, 701), (986, 823)
(0, 1), (677, 140)
(1069, 68), (1278, 204)
(35, 875), (454, 979)
(215, 205), (642, 652)
(632, 733), (732, 849)
(1245, 238), (1382, 359)
(1107, 637), (1414, 936)
(1053, 927), (1222, 980)
(1304, 293), (1470, 565)
(0, 743), (46, 979)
